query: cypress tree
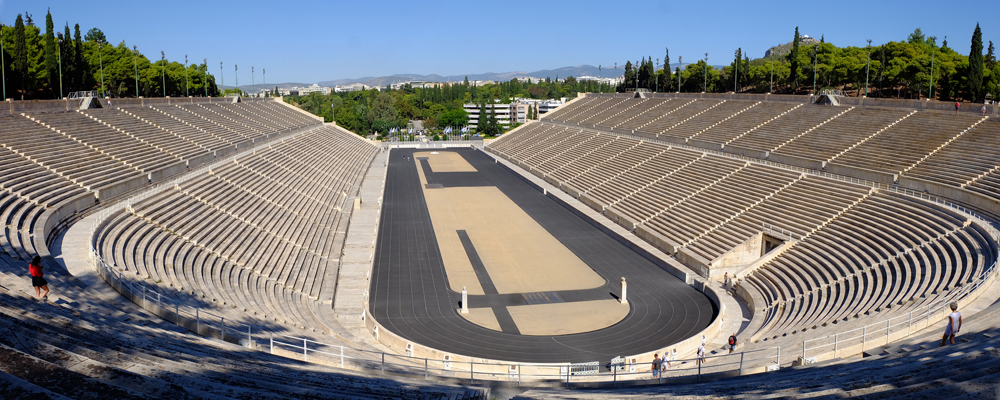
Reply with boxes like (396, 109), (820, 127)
(12, 14), (27, 99)
(44, 9), (57, 98)
(968, 23), (984, 102)
(986, 40), (996, 70)
(664, 48), (672, 92)
(789, 27), (801, 91)
(74, 24), (88, 92)
(63, 24), (75, 92)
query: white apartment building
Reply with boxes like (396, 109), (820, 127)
(463, 103), (513, 128)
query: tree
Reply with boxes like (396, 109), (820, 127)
(986, 40), (996, 70)
(84, 28), (105, 43)
(12, 14), (27, 99)
(907, 28), (926, 44)
(367, 91), (399, 134)
(662, 48), (673, 92)
(439, 108), (468, 128)
(789, 27), (801, 91)
(62, 24), (75, 92)
(44, 9), (57, 98)
(73, 24), (87, 94)
(969, 23), (984, 102)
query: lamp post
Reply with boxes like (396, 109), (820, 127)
(263, 68), (266, 96)
(734, 49), (738, 94)
(161, 51), (166, 97)
(204, 58), (208, 97)
(678, 56), (682, 93)
(133, 46), (139, 98)
(865, 39), (872, 97)
(56, 33), (64, 99)
(703, 53), (708, 93)
(235, 64), (238, 96)
(185, 55), (189, 97)
(252, 66), (255, 96)
(97, 39), (105, 98)
(655, 58), (659, 92)
(220, 61), (224, 93)
(1, 24), (6, 100)
(812, 44), (818, 94)
(929, 36), (937, 100)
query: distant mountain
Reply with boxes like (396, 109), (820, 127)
(219, 83), (311, 92)
(763, 35), (821, 59)
(317, 64), (697, 88)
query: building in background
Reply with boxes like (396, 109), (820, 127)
(463, 103), (513, 128)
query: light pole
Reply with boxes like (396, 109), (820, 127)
(252, 66), (255, 96)
(161, 51), (166, 97)
(0, 24), (6, 100)
(220, 61), (224, 93)
(929, 36), (937, 100)
(812, 44), (818, 94)
(185, 55), (189, 97)
(97, 39), (105, 98)
(263, 68), (266, 96)
(677, 56), (682, 93)
(703, 53), (708, 93)
(734, 49), (738, 94)
(133, 46), (139, 98)
(235, 64), (238, 96)
(655, 58), (659, 92)
(865, 39), (872, 97)
(56, 33), (64, 99)
(204, 58), (208, 97)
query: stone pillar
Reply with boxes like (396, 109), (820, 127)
(620, 277), (628, 305)
(461, 286), (469, 314)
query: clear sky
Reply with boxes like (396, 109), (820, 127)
(3, 0), (995, 84)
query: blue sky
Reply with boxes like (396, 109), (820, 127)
(3, 0), (995, 84)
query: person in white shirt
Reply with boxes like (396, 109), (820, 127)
(696, 343), (706, 366)
(941, 302), (962, 346)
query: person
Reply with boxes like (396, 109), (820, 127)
(723, 272), (730, 287)
(650, 353), (661, 379)
(983, 104), (988, 116)
(728, 333), (738, 354)
(28, 256), (49, 301)
(661, 348), (674, 372)
(670, 348), (678, 367)
(697, 343), (706, 366)
(955, 101), (961, 115)
(941, 302), (962, 346)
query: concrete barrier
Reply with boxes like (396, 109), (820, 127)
(186, 152), (216, 169)
(676, 248), (711, 277)
(723, 144), (769, 160)
(687, 138), (723, 152)
(767, 152), (824, 170)
(96, 175), (149, 200)
(898, 175), (1000, 216)
(149, 161), (189, 183)
(824, 163), (896, 185)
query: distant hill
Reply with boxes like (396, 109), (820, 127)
(763, 35), (822, 59)
(317, 64), (697, 88)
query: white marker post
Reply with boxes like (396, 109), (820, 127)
(461, 286), (469, 314)
(620, 277), (628, 305)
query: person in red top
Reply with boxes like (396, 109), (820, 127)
(955, 101), (961, 115)
(28, 256), (49, 300)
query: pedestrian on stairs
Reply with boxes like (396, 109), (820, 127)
(941, 302), (962, 346)
(728, 333), (738, 353)
(28, 256), (49, 301)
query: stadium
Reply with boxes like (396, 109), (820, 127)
(2, 7), (1000, 400)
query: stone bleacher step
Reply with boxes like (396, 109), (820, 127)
(686, 101), (761, 141)
(901, 115), (990, 177)
(641, 161), (750, 225)
(723, 103), (805, 147)
(826, 110), (917, 164)
(659, 100), (726, 135)
(0, 369), (76, 400)
(770, 106), (855, 153)
(608, 152), (705, 208)
(633, 99), (696, 132)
